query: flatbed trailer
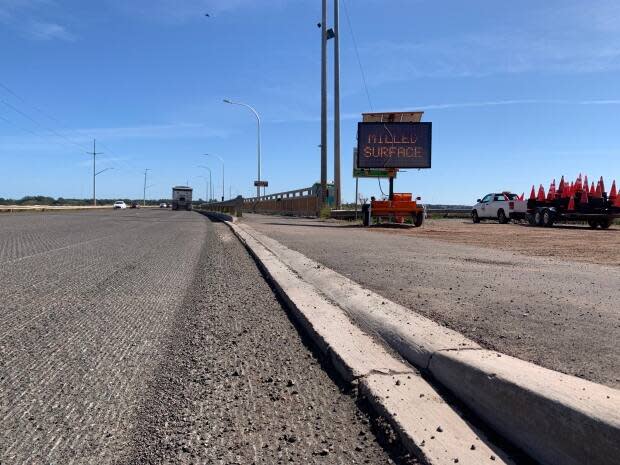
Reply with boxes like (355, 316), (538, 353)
(526, 178), (619, 228)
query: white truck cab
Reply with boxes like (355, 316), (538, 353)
(472, 192), (526, 224)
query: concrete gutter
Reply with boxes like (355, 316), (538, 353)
(227, 221), (514, 465)
(201, 211), (238, 223)
(230, 221), (620, 465)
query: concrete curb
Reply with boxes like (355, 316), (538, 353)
(232, 221), (620, 465)
(225, 220), (513, 465)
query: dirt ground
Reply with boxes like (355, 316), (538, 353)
(241, 214), (620, 388)
(374, 219), (620, 266)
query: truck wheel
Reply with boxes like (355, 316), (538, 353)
(413, 212), (424, 227)
(497, 209), (508, 224)
(534, 210), (544, 226)
(472, 210), (480, 223)
(526, 213), (537, 226)
(599, 219), (611, 229)
(588, 220), (599, 229)
(542, 209), (555, 227)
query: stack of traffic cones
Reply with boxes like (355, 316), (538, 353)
(529, 174), (619, 207)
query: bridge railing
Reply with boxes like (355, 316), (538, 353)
(197, 197), (244, 217)
(243, 186), (320, 216)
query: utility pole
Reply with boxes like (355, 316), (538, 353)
(143, 168), (150, 206)
(320, 0), (328, 207)
(333, 0), (341, 209)
(88, 139), (103, 206)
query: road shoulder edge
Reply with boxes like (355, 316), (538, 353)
(223, 218), (514, 465)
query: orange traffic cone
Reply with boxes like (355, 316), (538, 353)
(575, 176), (582, 192)
(547, 180), (555, 200)
(558, 176), (565, 194)
(595, 180), (602, 198)
(609, 180), (617, 201)
(529, 185), (536, 200)
(537, 184), (546, 201)
(567, 195), (575, 211)
(562, 181), (571, 198)
(584, 175), (589, 192)
(615, 193), (620, 208)
(599, 176), (605, 194)
(590, 182), (596, 196)
(519, 192), (524, 201)
(580, 187), (589, 205)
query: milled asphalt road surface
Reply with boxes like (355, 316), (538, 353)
(1, 210), (410, 465)
(241, 214), (620, 389)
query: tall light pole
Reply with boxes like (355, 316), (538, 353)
(87, 139), (103, 206)
(204, 153), (224, 201)
(333, 0), (341, 208)
(143, 168), (150, 206)
(197, 165), (212, 202)
(320, 0), (328, 206)
(197, 175), (209, 202)
(223, 99), (262, 198)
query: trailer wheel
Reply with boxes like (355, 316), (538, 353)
(497, 209), (508, 224)
(599, 219), (611, 230)
(413, 212), (424, 227)
(534, 210), (544, 227)
(526, 213), (537, 226)
(542, 209), (555, 227)
(588, 220), (599, 229)
(472, 210), (480, 223)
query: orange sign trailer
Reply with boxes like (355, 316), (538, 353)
(358, 112), (429, 227)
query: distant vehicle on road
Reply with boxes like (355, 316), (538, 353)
(472, 192), (526, 223)
(171, 186), (193, 211)
(130, 202), (140, 209)
(113, 201), (127, 209)
(159, 202), (167, 208)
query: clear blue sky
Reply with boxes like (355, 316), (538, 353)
(1, 0), (619, 203)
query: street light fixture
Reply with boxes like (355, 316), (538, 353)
(197, 165), (212, 202)
(223, 98), (262, 198)
(92, 167), (113, 206)
(95, 167), (113, 177)
(203, 153), (224, 201)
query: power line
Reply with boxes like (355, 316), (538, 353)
(0, 113), (44, 139)
(342, 0), (374, 111)
(0, 81), (76, 132)
(0, 82), (137, 178)
(0, 98), (90, 151)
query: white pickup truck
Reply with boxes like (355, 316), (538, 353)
(472, 192), (527, 224)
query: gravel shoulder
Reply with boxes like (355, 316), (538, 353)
(240, 214), (620, 389)
(119, 220), (413, 464)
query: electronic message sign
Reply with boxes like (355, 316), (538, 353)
(357, 122), (432, 169)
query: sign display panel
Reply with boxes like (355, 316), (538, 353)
(357, 122), (432, 169)
(254, 180), (269, 187)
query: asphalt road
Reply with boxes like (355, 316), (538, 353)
(240, 214), (620, 389)
(1, 210), (409, 465)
